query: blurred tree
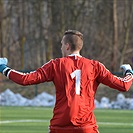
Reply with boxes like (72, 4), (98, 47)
(112, 0), (118, 71)
(120, 0), (133, 66)
(0, 0), (132, 72)
(0, 0), (3, 57)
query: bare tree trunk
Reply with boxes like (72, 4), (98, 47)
(0, 0), (3, 57)
(0, 22), (2, 57)
(120, 0), (133, 66)
(20, 1), (25, 69)
(112, 0), (118, 71)
(47, 0), (53, 61)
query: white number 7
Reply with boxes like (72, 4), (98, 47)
(70, 70), (81, 95)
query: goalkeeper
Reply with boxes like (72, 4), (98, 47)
(0, 30), (133, 133)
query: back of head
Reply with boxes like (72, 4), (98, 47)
(63, 30), (83, 52)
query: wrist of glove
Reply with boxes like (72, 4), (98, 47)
(0, 64), (7, 73)
(125, 69), (133, 75)
(120, 64), (133, 76)
(0, 58), (11, 76)
(0, 64), (11, 76)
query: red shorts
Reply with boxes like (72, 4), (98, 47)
(49, 126), (99, 133)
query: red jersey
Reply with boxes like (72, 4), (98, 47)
(8, 55), (133, 129)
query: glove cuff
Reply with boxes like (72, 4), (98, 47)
(3, 67), (11, 76)
(125, 70), (133, 75)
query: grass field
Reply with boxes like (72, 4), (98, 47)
(0, 106), (133, 133)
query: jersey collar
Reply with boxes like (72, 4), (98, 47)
(68, 54), (82, 57)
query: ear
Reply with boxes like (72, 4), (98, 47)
(66, 43), (70, 50)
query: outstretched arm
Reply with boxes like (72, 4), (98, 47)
(97, 62), (133, 92)
(0, 58), (54, 85)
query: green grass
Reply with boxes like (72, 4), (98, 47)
(95, 109), (133, 133)
(0, 106), (133, 133)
